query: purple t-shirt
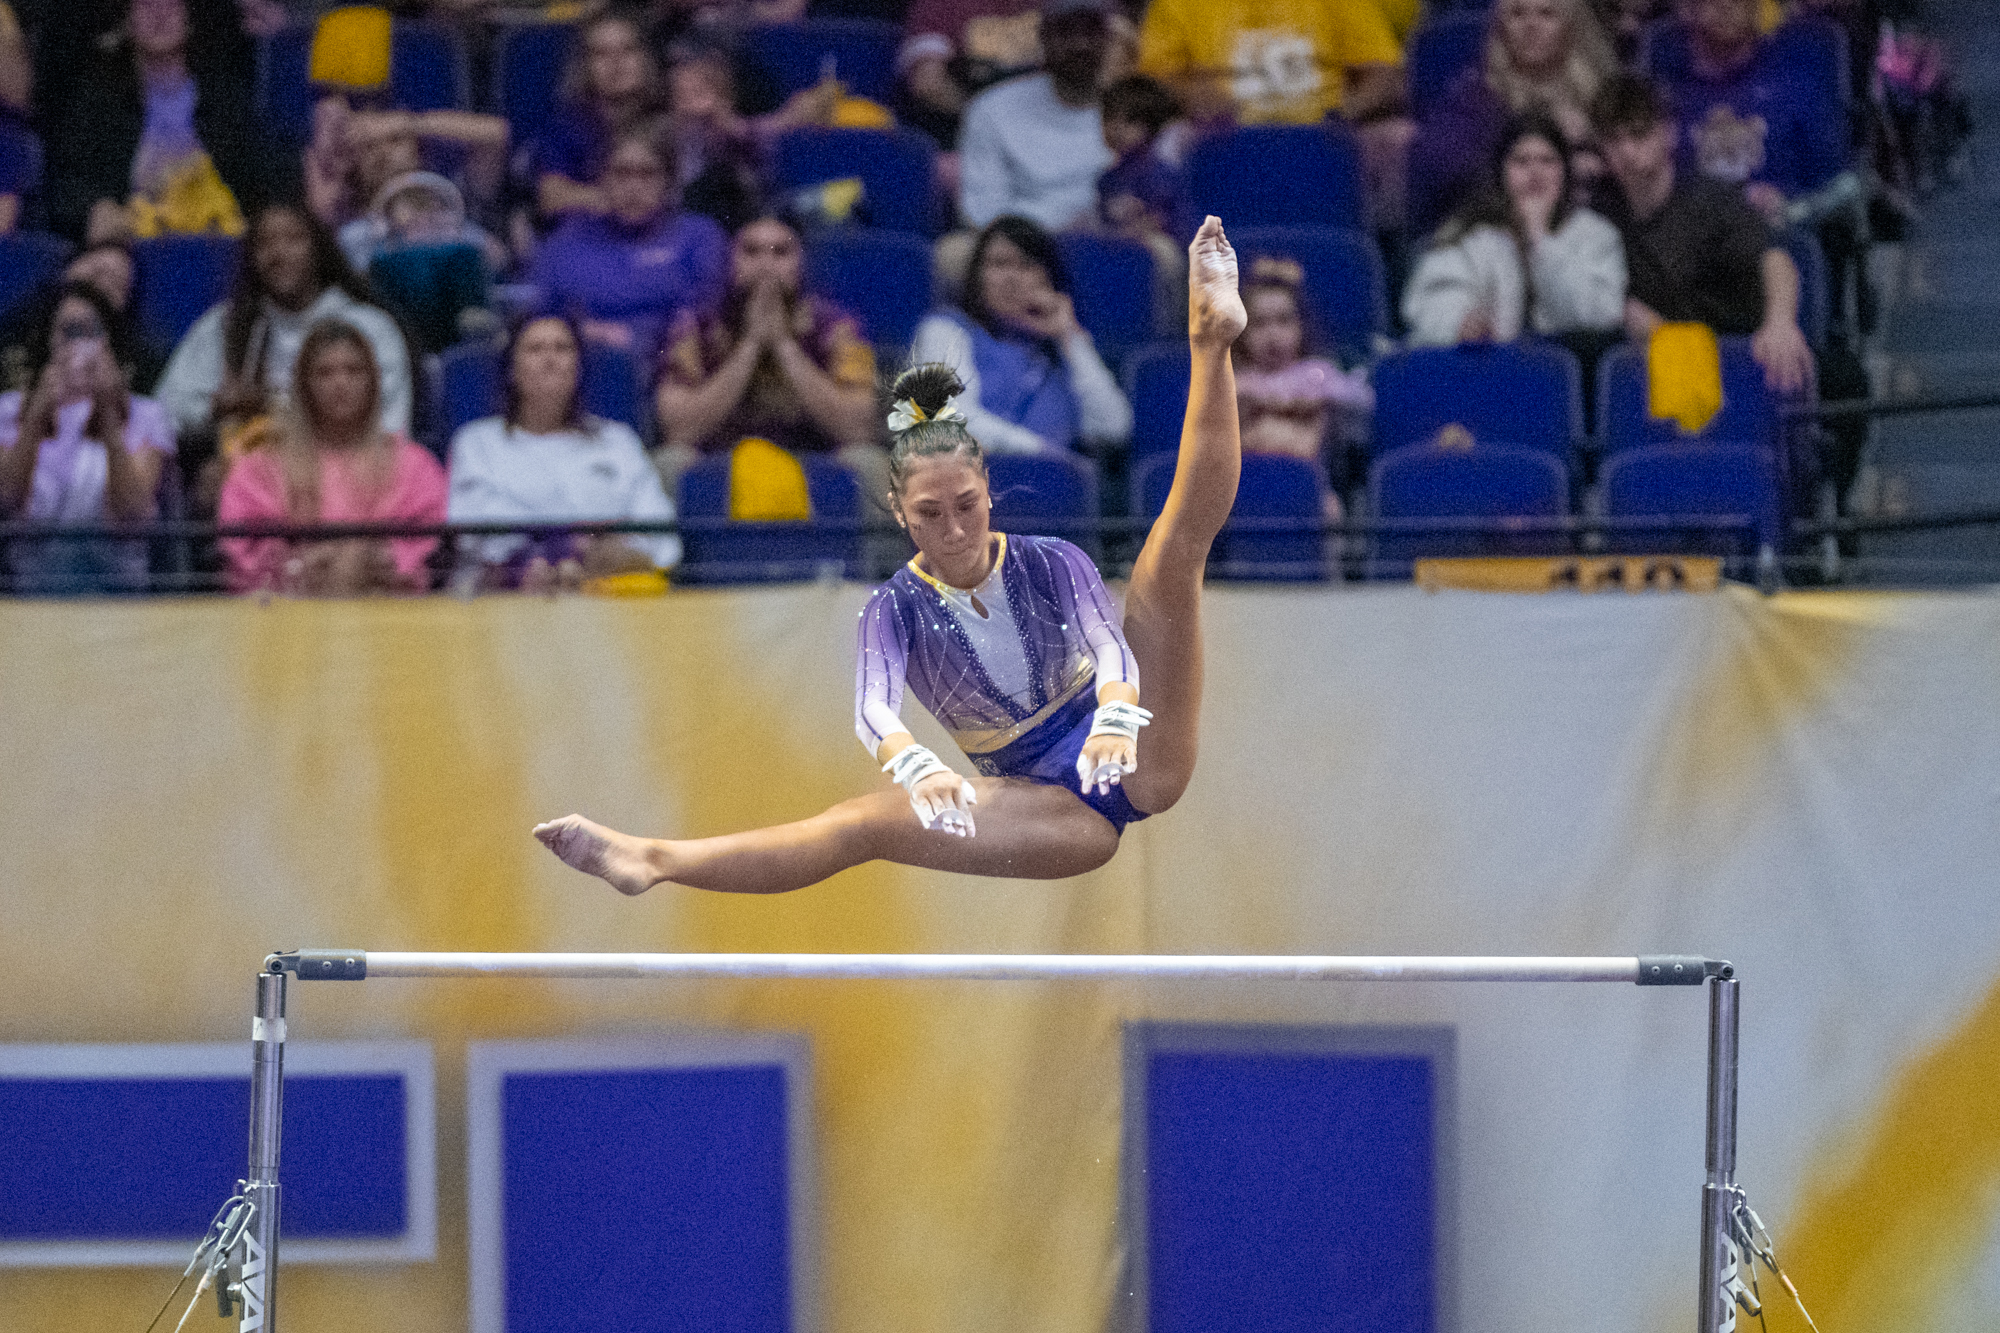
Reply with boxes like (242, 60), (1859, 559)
(855, 533), (1137, 771)
(529, 209), (730, 361)
(1407, 68), (1510, 240)
(1662, 37), (1847, 199)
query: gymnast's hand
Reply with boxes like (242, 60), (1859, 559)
(910, 769), (978, 837)
(1188, 215), (1247, 350)
(1077, 732), (1136, 798)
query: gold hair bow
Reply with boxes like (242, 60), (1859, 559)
(888, 397), (966, 433)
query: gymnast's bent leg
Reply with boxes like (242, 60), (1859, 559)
(1119, 215), (1246, 818)
(534, 777), (1121, 896)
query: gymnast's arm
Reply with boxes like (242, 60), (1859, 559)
(856, 592), (980, 832)
(1053, 542), (1148, 784)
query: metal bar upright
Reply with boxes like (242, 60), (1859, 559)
(240, 968), (288, 1333)
(1697, 976), (1740, 1333)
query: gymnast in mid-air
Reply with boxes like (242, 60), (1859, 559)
(534, 215), (1247, 895)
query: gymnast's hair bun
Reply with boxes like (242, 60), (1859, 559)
(889, 363), (965, 427)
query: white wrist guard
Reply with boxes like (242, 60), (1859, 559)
(1087, 700), (1153, 743)
(1077, 700), (1152, 795)
(883, 743), (978, 836)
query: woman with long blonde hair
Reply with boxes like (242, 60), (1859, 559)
(1408, 0), (1618, 237)
(217, 318), (447, 595)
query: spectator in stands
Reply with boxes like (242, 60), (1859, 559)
(63, 240), (170, 388)
(1404, 112), (1625, 347)
(42, 0), (267, 243)
(663, 37), (842, 233)
(306, 99), (511, 265)
(1135, 0), (1413, 224)
(449, 315), (679, 591)
(218, 318), (445, 595)
(958, 0), (1115, 233)
(1589, 74), (1812, 393)
(530, 125), (730, 360)
(532, 12), (670, 222)
(0, 121), (29, 235)
(0, 1), (27, 115)
(335, 170), (510, 279)
(1408, 0), (1618, 238)
(157, 203), (412, 453)
(897, 0), (1042, 148)
(908, 214), (1130, 453)
(1097, 74), (1186, 246)
(1658, 0), (1848, 222)
(655, 214), (885, 500)
(1233, 255), (1371, 514)
(0, 280), (173, 593)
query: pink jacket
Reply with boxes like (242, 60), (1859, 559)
(218, 437), (448, 592)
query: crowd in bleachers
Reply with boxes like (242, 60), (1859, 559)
(0, 0), (1969, 591)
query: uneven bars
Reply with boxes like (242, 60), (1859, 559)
(268, 950), (1729, 984)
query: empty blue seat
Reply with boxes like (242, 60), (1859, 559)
(1185, 125), (1364, 231)
(742, 19), (900, 105)
(770, 128), (940, 235)
(1230, 224), (1387, 364)
(1601, 442), (1780, 558)
(437, 338), (644, 440)
(1369, 441), (1569, 567)
(1123, 342), (1189, 461)
(257, 19), (469, 145)
(1407, 13), (1488, 119)
(492, 22), (575, 145)
(676, 451), (861, 583)
(1594, 338), (1778, 457)
(804, 226), (933, 351)
(132, 234), (240, 353)
(1055, 232), (1155, 365)
(1135, 452), (1326, 580)
(987, 451), (1101, 558)
(0, 231), (70, 331)
(1372, 342), (1583, 471)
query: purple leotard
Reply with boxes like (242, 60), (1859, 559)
(855, 533), (1149, 833)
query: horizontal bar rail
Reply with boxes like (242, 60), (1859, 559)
(268, 949), (1729, 984)
(1785, 388), (2000, 421)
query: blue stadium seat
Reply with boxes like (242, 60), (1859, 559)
(676, 451), (861, 583)
(257, 19), (470, 146)
(1122, 341), (1189, 461)
(1407, 12), (1488, 119)
(1371, 342), (1583, 472)
(1601, 442), (1780, 558)
(770, 128), (940, 235)
(1594, 338), (1778, 458)
(1776, 226), (1829, 349)
(437, 338), (644, 440)
(0, 231), (69, 331)
(131, 234), (240, 354)
(1055, 232), (1156, 365)
(987, 451), (1101, 558)
(1229, 224), (1387, 364)
(1369, 441), (1570, 567)
(492, 22), (574, 146)
(803, 226), (933, 351)
(1136, 452), (1327, 580)
(742, 19), (900, 105)
(1185, 125), (1364, 231)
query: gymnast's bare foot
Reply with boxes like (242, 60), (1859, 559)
(1188, 215), (1246, 350)
(533, 814), (666, 896)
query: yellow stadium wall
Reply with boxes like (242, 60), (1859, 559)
(1, 584), (1998, 1333)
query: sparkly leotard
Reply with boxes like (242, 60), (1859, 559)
(855, 533), (1149, 833)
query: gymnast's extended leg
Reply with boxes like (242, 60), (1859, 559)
(534, 777), (1120, 895)
(1119, 215), (1247, 817)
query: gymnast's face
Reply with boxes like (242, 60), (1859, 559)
(894, 454), (993, 585)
